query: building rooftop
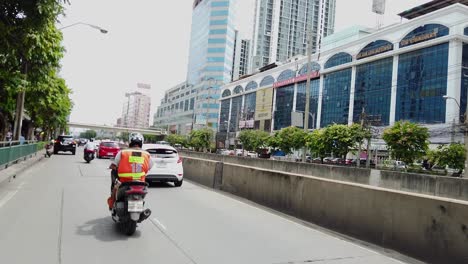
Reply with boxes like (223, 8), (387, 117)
(398, 0), (468, 19)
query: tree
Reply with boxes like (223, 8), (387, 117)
(383, 121), (429, 165)
(322, 124), (354, 159)
(274, 126), (307, 155)
(166, 134), (188, 147)
(238, 130), (270, 152)
(0, 1), (68, 139)
(305, 129), (328, 162)
(188, 128), (213, 152)
(80, 130), (97, 139)
(431, 143), (466, 174)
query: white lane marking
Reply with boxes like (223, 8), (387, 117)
(152, 217), (167, 230)
(0, 190), (19, 208)
(0, 182), (26, 209)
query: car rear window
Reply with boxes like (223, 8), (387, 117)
(101, 142), (118, 147)
(146, 148), (178, 158)
(58, 136), (73, 140)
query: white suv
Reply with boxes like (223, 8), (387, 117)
(143, 144), (184, 187)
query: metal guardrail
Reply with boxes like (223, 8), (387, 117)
(0, 142), (41, 168)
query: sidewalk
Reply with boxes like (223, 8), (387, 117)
(0, 150), (46, 187)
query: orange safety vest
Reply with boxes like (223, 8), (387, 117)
(117, 149), (151, 182)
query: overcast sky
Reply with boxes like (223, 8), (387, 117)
(59, 0), (430, 126)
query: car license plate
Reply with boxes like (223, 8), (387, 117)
(157, 162), (167, 168)
(107, 152), (114, 156)
(128, 200), (144, 212)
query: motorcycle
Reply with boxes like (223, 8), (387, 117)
(110, 170), (152, 236)
(45, 143), (54, 158)
(84, 149), (95, 163)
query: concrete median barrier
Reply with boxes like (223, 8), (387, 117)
(182, 156), (468, 263)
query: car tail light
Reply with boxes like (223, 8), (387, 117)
(177, 157), (183, 164)
(55, 140), (59, 143)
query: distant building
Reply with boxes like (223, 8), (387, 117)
(186, 0), (237, 132)
(250, 0), (336, 70)
(121, 91), (151, 129)
(116, 118), (122, 127)
(153, 81), (195, 135)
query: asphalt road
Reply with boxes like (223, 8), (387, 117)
(0, 147), (422, 264)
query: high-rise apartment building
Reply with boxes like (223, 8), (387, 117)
(186, 0), (237, 131)
(121, 91), (151, 129)
(251, 0), (336, 70)
(232, 38), (251, 80)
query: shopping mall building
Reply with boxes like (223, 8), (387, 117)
(217, 2), (468, 148)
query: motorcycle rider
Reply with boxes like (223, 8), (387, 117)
(107, 133), (153, 210)
(83, 138), (96, 158)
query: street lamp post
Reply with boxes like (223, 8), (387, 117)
(443, 95), (468, 178)
(13, 22), (108, 140)
(58, 22), (108, 33)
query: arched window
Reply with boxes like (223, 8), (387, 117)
(277, 69), (295, 82)
(245, 81), (258, 91)
(260, 75), (275, 87)
(400, 24), (449, 48)
(357, 40), (393, 60)
(233, 85), (243, 94)
(324, 52), (352, 68)
(299, 62), (321, 75)
(222, 89), (231, 98)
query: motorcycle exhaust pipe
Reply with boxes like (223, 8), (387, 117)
(138, 209), (152, 223)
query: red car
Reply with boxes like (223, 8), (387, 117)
(97, 141), (120, 158)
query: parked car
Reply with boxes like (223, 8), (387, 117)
(143, 144), (183, 187)
(235, 149), (243, 156)
(53, 135), (77, 155)
(97, 141), (120, 158)
(246, 151), (258, 158)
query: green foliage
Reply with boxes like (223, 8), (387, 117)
(305, 129), (328, 159)
(238, 130), (270, 152)
(166, 134), (188, 147)
(0, 1), (70, 137)
(79, 130), (97, 139)
(431, 143), (466, 172)
(271, 126), (307, 154)
(349, 123), (371, 146)
(188, 128), (213, 151)
(322, 124), (354, 158)
(383, 121), (429, 165)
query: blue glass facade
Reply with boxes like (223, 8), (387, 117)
(277, 69), (295, 81)
(243, 93), (256, 120)
(396, 43), (449, 123)
(245, 81), (258, 91)
(296, 79), (320, 128)
(274, 86), (294, 130)
(229, 96), (242, 132)
(298, 62), (321, 75)
(325, 53), (352, 69)
(233, 85), (243, 94)
(219, 99), (230, 132)
(357, 40), (393, 60)
(222, 89), (231, 97)
(461, 43), (468, 121)
(321, 69), (352, 127)
(354, 57), (393, 126)
(260, 75), (275, 87)
(399, 24), (449, 48)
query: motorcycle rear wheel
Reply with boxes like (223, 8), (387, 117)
(121, 221), (137, 236)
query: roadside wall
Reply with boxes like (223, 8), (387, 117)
(182, 156), (468, 264)
(180, 151), (468, 201)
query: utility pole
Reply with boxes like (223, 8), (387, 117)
(357, 107), (365, 168)
(302, 18), (313, 163)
